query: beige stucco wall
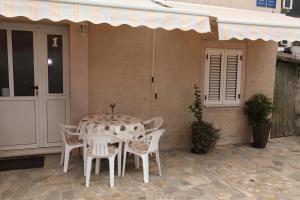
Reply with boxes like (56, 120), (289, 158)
(244, 40), (277, 100)
(88, 25), (153, 120)
(87, 24), (277, 149)
(174, 0), (282, 13)
(69, 23), (89, 124)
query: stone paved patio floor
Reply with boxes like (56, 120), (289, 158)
(1, 136), (300, 200)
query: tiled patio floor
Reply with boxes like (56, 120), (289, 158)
(1, 137), (300, 200)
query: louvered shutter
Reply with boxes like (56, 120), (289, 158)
(205, 49), (224, 105)
(205, 49), (242, 106)
(223, 50), (242, 105)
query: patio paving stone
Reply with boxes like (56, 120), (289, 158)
(1, 136), (300, 200)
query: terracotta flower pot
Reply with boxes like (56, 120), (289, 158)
(251, 125), (271, 148)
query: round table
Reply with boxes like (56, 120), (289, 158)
(78, 114), (145, 177)
(78, 114), (145, 140)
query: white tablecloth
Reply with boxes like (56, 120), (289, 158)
(78, 114), (145, 140)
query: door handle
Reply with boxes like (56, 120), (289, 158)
(30, 85), (39, 96)
(30, 85), (39, 90)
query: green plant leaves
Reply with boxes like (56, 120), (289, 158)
(244, 93), (273, 127)
(189, 84), (203, 122)
(191, 121), (220, 154)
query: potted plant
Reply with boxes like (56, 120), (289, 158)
(189, 84), (220, 154)
(244, 94), (273, 148)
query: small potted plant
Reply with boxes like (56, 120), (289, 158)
(189, 84), (220, 154)
(244, 94), (273, 148)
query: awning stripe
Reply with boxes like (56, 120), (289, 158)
(218, 22), (300, 41)
(0, 0), (211, 33)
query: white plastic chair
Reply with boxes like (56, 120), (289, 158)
(83, 132), (124, 177)
(59, 124), (84, 173)
(143, 117), (163, 134)
(85, 133), (122, 188)
(135, 117), (163, 167)
(122, 129), (165, 183)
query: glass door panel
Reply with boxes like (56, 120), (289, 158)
(12, 30), (35, 96)
(0, 30), (9, 97)
(47, 34), (63, 94)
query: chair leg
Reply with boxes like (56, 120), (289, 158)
(141, 155), (149, 183)
(155, 151), (162, 176)
(81, 147), (84, 160)
(135, 155), (140, 169)
(95, 158), (100, 174)
(122, 151), (127, 177)
(83, 142), (87, 176)
(60, 146), (64, 165)
(117, 142), (122, 177)
(63, 147), (70, 173)
(109, 157), (115, 187)
(86, 157), (92, 187)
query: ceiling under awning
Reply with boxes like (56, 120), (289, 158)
(164, 0), (300, 42)
(0, 0), (211, 33)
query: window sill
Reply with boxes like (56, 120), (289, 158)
(204, 104), (241, 108)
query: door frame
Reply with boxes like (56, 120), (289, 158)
(0, 22), (70, 150)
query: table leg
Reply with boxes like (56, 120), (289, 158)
(118, 142), (123, 177)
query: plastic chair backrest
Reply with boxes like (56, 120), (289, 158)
(85, 133), (121, 157)
(145, 129), (165, 153)
(143, 117), (163, 133)
(59, 124), (69, 145)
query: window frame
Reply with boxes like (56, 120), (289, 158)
(204, 48), (243, 107)
(282, 0), (293, 10)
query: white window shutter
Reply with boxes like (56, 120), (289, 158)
(205, 49), (224, 105)
(223, 50), (242, 105)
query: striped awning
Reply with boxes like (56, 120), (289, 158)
(164, 1), (300, 42)
(217, 20), (300, 42)
(0, 0), (211, 33)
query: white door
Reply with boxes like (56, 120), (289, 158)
(0, 23), (69, 151)
(39, 26), (70, 148)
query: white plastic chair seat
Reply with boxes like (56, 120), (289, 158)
(128, 140), (149, 154)
(66, 136), (82, 146)
(87, 145), (117, 156)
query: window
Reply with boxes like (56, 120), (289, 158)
(283, 0), (293, 10)
(204, 49), (242, 106)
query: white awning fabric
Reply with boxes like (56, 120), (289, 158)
(2, 0), (300, 42)
(0, 0), (211, 33)
(164, 1), (300, 42)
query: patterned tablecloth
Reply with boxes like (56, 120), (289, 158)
(78, 114), (145, 141)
